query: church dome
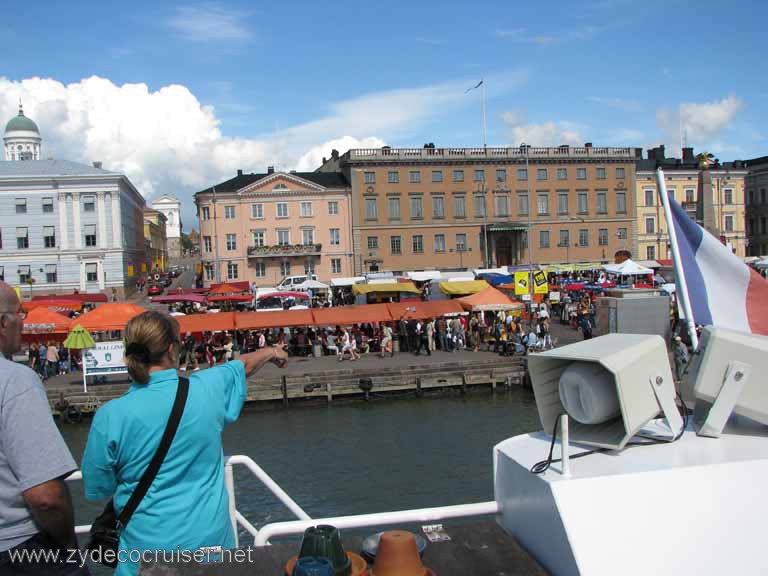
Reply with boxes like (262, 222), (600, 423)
(5, 107), (39, 134)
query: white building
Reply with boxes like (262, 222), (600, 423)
(151, 195), (183, 258)
(3, 103), (41, 161)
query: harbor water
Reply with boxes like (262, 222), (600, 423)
(61, 388), (540, 548)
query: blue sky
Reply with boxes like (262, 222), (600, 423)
(1, 0), (766, 228)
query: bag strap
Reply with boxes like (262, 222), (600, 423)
(117, 376), (189, 528)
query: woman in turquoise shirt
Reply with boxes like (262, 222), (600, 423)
(81, 311), (287, 575)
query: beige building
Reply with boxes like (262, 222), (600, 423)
(143, 208), (168, 273)
(318, 145), (641, 274)
(195, 169), (353, 286)
(745, 156), (768, 257)
(635, 146), (748, 261)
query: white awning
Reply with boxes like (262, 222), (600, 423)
(330, 276), (365, 287)
(407, 270), (442, 282)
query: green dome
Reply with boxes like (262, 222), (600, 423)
(5, 109), (39, 134)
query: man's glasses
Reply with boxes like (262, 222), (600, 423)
(0, 310), (26, 320)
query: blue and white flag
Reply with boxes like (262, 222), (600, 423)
(465, 80), (483, 93)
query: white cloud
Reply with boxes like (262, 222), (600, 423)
(501, 111), (584, 147)
(657, 95), (743, 150)
(294, 136), (387, 172)
(168, 4), (252, 42)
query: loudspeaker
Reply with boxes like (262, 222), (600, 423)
(527, 333), (682, 450)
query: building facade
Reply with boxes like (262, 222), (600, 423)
(745, 156), (768, 257)
(318, 145), (640, 274)
(195, 169), (353, 287)
(143, 208), (168, 272)
(151, 195), (183, 258)
(4, 104), (41, 161)
(636, 146), (748, 260)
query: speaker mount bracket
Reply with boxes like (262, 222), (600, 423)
(647, 372), (684, 441)
(695, 360), (752, 438)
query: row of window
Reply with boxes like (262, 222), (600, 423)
(1, 226), (98, 250)
(203, 227), (340, 252)
(364, 191), (628, 220)
(747, 217), (768, 235)
(12, 196), (98, 214)
(205, 259), (342, 281)
(0, 264), (99, 284)
(747, 188), (767, 206)
(365, 166), (627, 185)
(642, 188), (735, 207)
(201, 201), (340, 221)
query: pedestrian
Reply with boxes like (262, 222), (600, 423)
(426, 318), (435, 352)
(0, 283), (88, 575)
(436, 317), (447, 352)
(38, 341), (47, 379)
(674, 336), (689, 382)
(414, 320), (431, 356)
(379, 324), (393, 358)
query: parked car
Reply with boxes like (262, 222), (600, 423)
(148, 284), (164, 296)
(276, 274), (318, 290)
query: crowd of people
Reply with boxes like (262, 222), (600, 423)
(27, 341), (81, 378)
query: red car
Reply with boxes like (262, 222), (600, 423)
(148, 284), (164, 296)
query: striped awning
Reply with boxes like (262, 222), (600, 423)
(486, 223), (528, 232)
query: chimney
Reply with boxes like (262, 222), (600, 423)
(322, 157), (327, 164)
(331, 149), (339, 160)
(682, 147), (694, 162)
(237, 169), (243, 176)
(647, 148), (656, 161)
(267, 166), (274, 174)
(92, 161), (102, 169)
(584, 142), (593, 148)
(657, 145), (665, 161)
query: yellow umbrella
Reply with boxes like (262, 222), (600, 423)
(63, 324), (96, 349)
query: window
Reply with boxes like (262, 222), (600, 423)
(43, 226), (56, 248)
(685, 189), (695, 203)
(367, 236), (379, 249)
(596, 167), (606, 180)
(202, 206), (210, 220)
(83, 196), (95, 212)
(724, 214), (734, 232)
(432, 170), (443, 183)
(645, 217), (655, 234)
(328, 201), (339, 215)
(410, 196), (424, 219)
(762, 189), (767, 204)
(724, 189), (734, 205)
(748, 219), (754, 235)
(433, 196), (445, 218)
(646, 246), (656, 260)
(204, 236), (212, 252)
(84, 225), (96, 247)
(15, 198), (27, 214)
(364, 171), (376, 184)
(495, 195), (509, 216)
(645, 189), (655, 207)
(762, 217), (767, 235)
(251, 203), (264, 219)
(273, 183), (288, 191)
(559, 229), (570, 247)
(204, 263), (215, 281)
(537, 193), (549, 215)
(42, 197), (54, 213)
(330, 228), (340, 245)
(388, 170), (400, 184)
(539, 230), (550, 248)
(280, 261), (291, 276)
(496, 169), (507, 183)
(18, 265), (31, 284)
(16, 227), (28, 249)
(228, 263), (240, 280)
(45, 264), (57, 284)
(300, 202), (312, 217)
(453, 196), (466, 218)
(304, 261), (316, 276)
(365, 198), (378, 219)
(302, 228), (314, 245)
(616, 192), (627, 214)
(224, 205), (235, 219)
(456, 233), (467, 251)
(597, 191), (607, 214)
(577, 191), (588, 214)
(749, 190), (754, 205)
(412, 235), (424, 253)
(576, 168), (587, 180)
(667, 186), (676, 201)
(252, 230), (265, 247)
(557, 168), (568, 180)
(388, 197), (401, 219)
(85, 263), (98, 283)
(226, 233), (237, 251)
(453, 169), (464, 182)
(579, 229), (589, 247)
(537, 168), (548, 181)
(434, 234), (446, 252)
(0, 266), (4, 281)
(616, 167), (625, 179)
(474, 169), (485, 182)
(599, 228), (608, 246)
(331, 258), (342, 274)
(254, 262), (266, 278)
(409, 170), (421, 183)
(277, 202), (289, 218)
(557, 191), (569, 215)
(617, 227), (628, 240)
(390, 236), (402, 254)
(474, 194), (486, 217)
(517, 168), (528, 181)
(518, 193), (529, 215)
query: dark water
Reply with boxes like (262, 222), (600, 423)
(61, 388), (540, 545)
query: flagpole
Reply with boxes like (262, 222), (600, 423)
(481, 79), (487, 148)
(656, 168), (699, 350)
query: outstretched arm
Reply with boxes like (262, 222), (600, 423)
(239, 346), (288, 377)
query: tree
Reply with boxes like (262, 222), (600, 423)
(180, 233), (193, 254)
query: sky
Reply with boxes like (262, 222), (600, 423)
(1, 0), (766, 231)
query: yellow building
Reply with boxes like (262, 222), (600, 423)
(143, 208), (169, 273)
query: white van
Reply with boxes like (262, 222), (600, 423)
(276, 274), (318, 290)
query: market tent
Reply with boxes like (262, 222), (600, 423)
(24, 299), (83, 312)
(330, 276), (365, 287)
(295, 280), (330, 291)
(33, 292), (108, 303)
(438, 280), (490, 296)
(177, 311), (237, 334)
(22, 307), (72, 334)
(63, 325), (95, 349)
(603, 259), (653, 275)
(476, 273), (513, 287)
(387, 300), (464, 320)
(257, 291), (310, 300)
(70, 303), (146, 331)
(458, 286), (523, 312)
(207, 294), (253, 303)
(312, 303), (392, 326)
(208, 281), (250, 293)
(150, 293), (208, 304)
(236, 309), (314, 330)
(406, 270), (443, 282)
(352, 282), (420, 295)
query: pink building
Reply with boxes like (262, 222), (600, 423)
(195, 169), (353, 286)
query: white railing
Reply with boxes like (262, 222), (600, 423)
(349, 146), (637, 161)
(68, 455), (499, 548)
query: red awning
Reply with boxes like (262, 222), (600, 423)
(69, 303), (147, 331)
(256, 291), (309, 300)
(22, 307), (72, 334)
(207, 294), (253, 303)
(386, 300), (465, 320)
(208, 282), (250, 294)
(312, 303), (392, 326)
(177, 312), (237, 334)
(32, 293), (108, 303)
(236, 309), (315, 330)
(24, 299), (83, 312)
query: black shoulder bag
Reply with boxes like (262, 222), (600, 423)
(87, 377), (189, 568)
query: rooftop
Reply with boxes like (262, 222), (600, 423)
(196, 170), (350, 196)
(0, 159), (121, 177)
(342, 145), (641, 162)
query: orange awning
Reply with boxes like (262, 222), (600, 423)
(24, 299), (83, 312)
(22, 307), (72, 334)
(386, 300), (465, 320)
(70, 303), (147, 332)
(458, 286), (524, 312)
(208, 283), (247, 295)
(312, 303), (392, 326)
(236, 310), (315, 330)
(177, 312), (237, 334)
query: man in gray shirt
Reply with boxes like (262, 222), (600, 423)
(0, 283), (88, 574)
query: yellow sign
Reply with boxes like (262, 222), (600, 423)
(514, 271), (529, 295)
(127, 265), (134, 277)
(532, 270), (549, 295)
(141, 263), (147, 273)
(13, 287), (21, 301)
